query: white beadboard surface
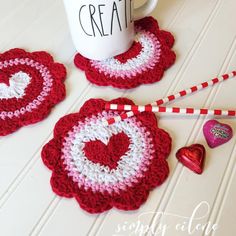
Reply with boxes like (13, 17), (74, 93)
(0, 0), (236, 235)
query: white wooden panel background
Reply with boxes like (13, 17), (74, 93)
(0, 0), (235, 235)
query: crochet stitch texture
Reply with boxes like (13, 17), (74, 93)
(0, 48), (66, 136)
(74, 17), (176, 89)
(42, 98), (172, 214)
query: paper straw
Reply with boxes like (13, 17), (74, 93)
(104, 71), (236, 125)
(110, 105), (236, 116)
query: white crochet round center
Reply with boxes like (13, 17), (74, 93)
(62, 111), (156, 193)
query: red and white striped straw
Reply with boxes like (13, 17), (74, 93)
(104, 71), (236, 125)
(108, 105), (236, 116)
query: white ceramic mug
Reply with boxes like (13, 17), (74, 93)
(63, 0), (158, 60)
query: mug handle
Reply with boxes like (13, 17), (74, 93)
(133, 0), (158, 20)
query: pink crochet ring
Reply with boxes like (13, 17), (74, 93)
(74, 17), (176, 89)
(42, 98), (172, 214)
(0, 48), (66, 136)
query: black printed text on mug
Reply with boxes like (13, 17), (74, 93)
(78, 0), (132, 37)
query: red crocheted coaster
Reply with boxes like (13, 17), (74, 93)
(74, 17), (176, 89)
(42, 98), (172, 214)
(0, 48), (66, 136)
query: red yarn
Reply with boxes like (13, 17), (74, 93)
(74, 17), (176, 89)
(42, 98), (172, 214)
(84, 132), (130, 170)
(0, 48), (66, 136)
(0, 71), (10, 85)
